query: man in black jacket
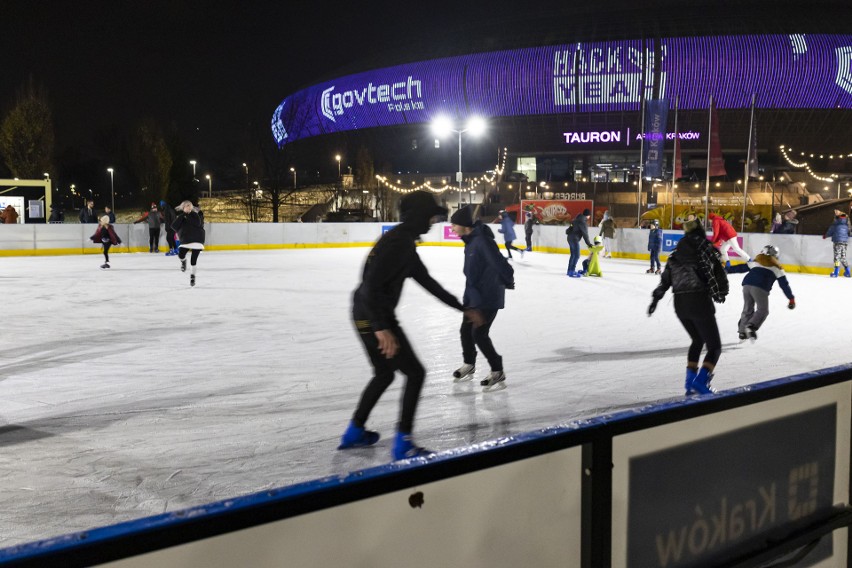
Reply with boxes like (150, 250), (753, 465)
(566, 208), (593, 277)
(338, 191), (484, 461)
(648, 218), (728, 395)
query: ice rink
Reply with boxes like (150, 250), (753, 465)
(0, 244), (848, 548)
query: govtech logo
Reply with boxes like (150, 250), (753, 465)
(321, 76), (425, 122)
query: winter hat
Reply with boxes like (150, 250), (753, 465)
(400, 191), (447, 221)
(151, 203), (158, 209)
(651, 218), (659, 226)
(582, 208), (591, 216)
(450, 206), (474, 227)
(593, 235), (602, 244)
(160, 200), (167, 208)
(684, 218), (702, 233)
(99, 215), (110, 225)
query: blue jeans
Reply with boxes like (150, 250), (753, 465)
(567, 240), (580, 272)
(650, 248), (661, 270)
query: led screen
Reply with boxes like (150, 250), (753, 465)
(272, 34), (852, 146)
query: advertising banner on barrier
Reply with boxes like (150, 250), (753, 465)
(623, 404), (838, 567)
(520, 200), (594, 225)
(642, 205), (772, 232)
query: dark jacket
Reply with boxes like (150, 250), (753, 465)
(79, 206), (97, 223)
(825, 215), (850, 243)
(172, 210), (205, 244)
(653, 227), (728, 302)
(648, 227), (662, 251)
(599, 218), (616, 239)
(90, 225), (121, 246)
(461, 222), (515, 310)
(48, 208), (64, 223)
(161, 203), (177, 230)
(566, 213), (592, 246)
(353, 222), (463, 331)
(524, 215), (537, 236)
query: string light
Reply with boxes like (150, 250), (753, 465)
(376, 148), (509, 194)
(779, 145), (846, 183)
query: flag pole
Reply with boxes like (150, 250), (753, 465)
(671, 95), (679, 231)
(742, 92), (756, 232)
(704, 95), (713, 228)
(637, 97), (646, 226)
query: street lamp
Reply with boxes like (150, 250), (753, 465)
(335, 154), (341, 178)
(189, 160), (197, 178)
(107, 168), (115, 211)
(290, 167), (297, 188)
(205, 174), (211, 198)
(432, 116), (486, 210)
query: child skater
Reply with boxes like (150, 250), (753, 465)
(449, 205), (514, 391)
(648, 217), (728, 395)
(172, 200), (205, 287)
(579, 235), (605, 277)
(647, 218), (662, 274)
(824, 209), (850, 278)
(90, 215), (121, 269)
(726, 245), (795, 341)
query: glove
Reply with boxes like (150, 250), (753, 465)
(648, 298), (659, 316)
(506, 281), (515, 290)
(788, 298), (796, 310)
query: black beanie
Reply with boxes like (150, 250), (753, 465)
(583, 208), (591, 216)
(400, 190), (446, 219)
(450, 206), (474, 227)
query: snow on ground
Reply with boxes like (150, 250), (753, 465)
(0, 246), (848, 547)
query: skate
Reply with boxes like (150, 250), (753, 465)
(452, 363), (475, 382)
(845, 267), (851, 278)
(646, 268), (654, 274)
(684, 367), (698, 395)
(738, 331), (748, 341)
(180, 259), (187, 272)
(392, 432), (433, 461)
(190, 274), (196, 287)
(746, 325), (757, 342)
(725, 260), (731, 270)
(480, 370), (506, 391)
(337, 421), (380, 449)
(690, 367), (716, 395)
(830, 266), (839, 278)
(654, 269), (661, 274)
(100, 263), (110, 270)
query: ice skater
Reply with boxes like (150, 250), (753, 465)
(134, 203), (164, 253)
(647, 218), (662, 274)
(172, 200), (205, 287)
(523, 211), (537, 252)
(824, 209), (850, 278)
(579, 235), (605, 277)
(160, 200), (179, 256)
(449, 205), (514, 391)
(338, 191), (484, 461)
(566, 208), (592, 277)
(726, 245), (795, 342)
(708, 212), (750, 268)
(599, 211), (616, 258)
(648, 217), (729, 395)
(497, 210), (524, 259)
(89, 215), (121, 269)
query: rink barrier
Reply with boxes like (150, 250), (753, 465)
(0, 222), (838, 273)
(1, 364), (850, 568)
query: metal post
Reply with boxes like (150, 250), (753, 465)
(671, 96), (678, 230)
(637, 98), (646, 225)
(458, 130), (463, 211)
(742, 93), (756, 232)
(704, 95), (713, 228)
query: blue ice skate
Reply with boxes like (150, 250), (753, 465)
(392, 432), (432, 461)
(845, 267), (851, 278)
(689, 367), (716, 395)
(684, 367), (698, 395)
(337, 421), (380, 449)
(831, 266), (839, 278)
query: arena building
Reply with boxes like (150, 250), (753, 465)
(270, 1), (852, 225)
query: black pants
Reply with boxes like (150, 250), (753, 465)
(177, 248), (201, 265)
(102, 242), (111, 262)
(674, 293), (722, 367)
(166, 229), (176, 250)
(460, 309), (502, 371)
(504, 240), (524, 258)
(148, 227), (161, 251)
(352, 321), (424, 434)
(525, 232), (532, 250)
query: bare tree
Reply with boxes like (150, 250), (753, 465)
(0, 77), (55, 178)
(128, 119), (172, 202)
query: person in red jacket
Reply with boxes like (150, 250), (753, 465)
(708, 212), (751, 268)
(90, 215), (122, 269)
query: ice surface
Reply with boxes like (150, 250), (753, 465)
(0, 246), (847, 547)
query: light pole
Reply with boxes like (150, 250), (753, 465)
(335, 155), (341, 179)
(205, 174), (212, 198)
(290, 167), (297, 189)
(432, 116), (486, 211)
(107, 168), (115, 211)
(189, 160), (197, 178)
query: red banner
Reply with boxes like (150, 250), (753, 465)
(518, 200), (594, 224)
(708, 101), (727, 177)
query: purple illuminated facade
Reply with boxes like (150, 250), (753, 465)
(272, 34), (852, 147)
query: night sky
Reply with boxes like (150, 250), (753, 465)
(2, 0), (848, 192)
